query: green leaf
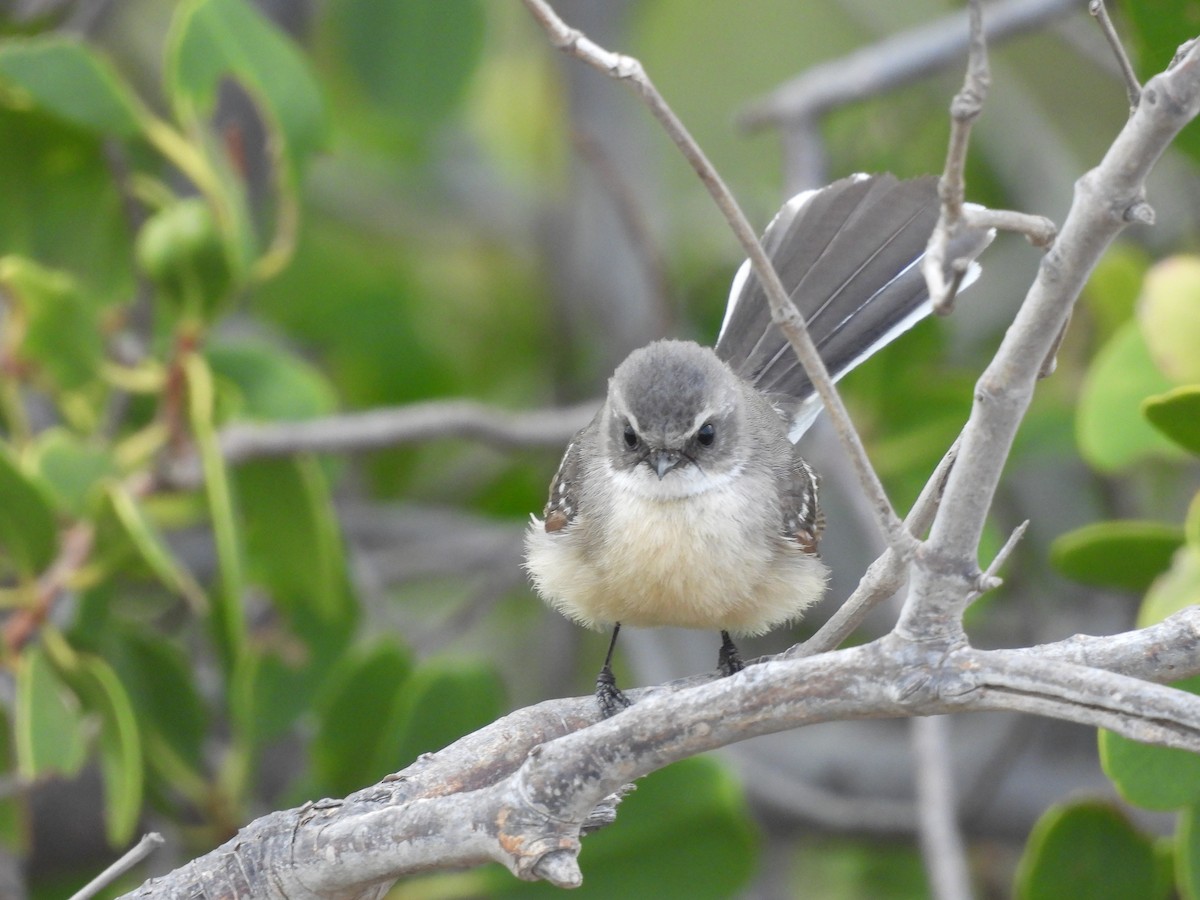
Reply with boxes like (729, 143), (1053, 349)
(235, 457), (353, 620)
(325, 0), (485, 128)
(1179, 803), (1200, 900)
(30, 429), (116, 517)
(77, 654), (144, 846)
(1138, 255), (1200, 384)
(1144, 387), (1200, 456)
(0, 109), (135, 307)
(487, 757), (758, 900)
(0, 713), (28, 852)
(0, 37), (144, 137)
(311, 640), (413, 796)
(1077, 319), (1183, 471)
(789, 838), (928, 900)
(1015, 799), (1168, 900)
(15, 646), (88, 780)
(208, 339), (338, 422)
(185, 351), (247, 675)
(0, 256), (104, 392)
(107, 627), (209, 775)
(167, 0), (326, 185)
(229, 456), (357, 747)
(1050, 520), (1185, 593)
(0, 443), (58, 578)
(104, 484), (208, 613)
(381, 659), (505, 774)
(45, 630), (144, 847)
(1188, 492), (1200, 549)
(1081, 243), (1151, 344)
(1138, 546), (1200, 629)
(1101, 677), (1200, 811)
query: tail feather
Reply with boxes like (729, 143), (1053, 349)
(714, 174), (993, 440)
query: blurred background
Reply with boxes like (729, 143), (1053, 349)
(1, 0), (1199, 897)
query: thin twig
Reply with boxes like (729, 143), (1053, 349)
(922, 2), (1057, 315)
(973, 519), (1029, 594)
(925, 0), (990, 315)
(520, 0), (910, 554)
(70, 833), (165, 900)
(789, 439), (960, 658)
(965, 207), (1056, 248)
(3, 522), (94, 654)
(912, 717), (973, 900)
(1089, 0), (1141, 109)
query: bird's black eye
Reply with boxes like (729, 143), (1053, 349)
(623, 424), (639, 449)
(697, 422), (716, 447)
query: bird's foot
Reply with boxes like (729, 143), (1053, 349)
(595, 665), (632, 718)
(718, 631), (745, 677)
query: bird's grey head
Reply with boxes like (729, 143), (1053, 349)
(604, 340), (744, 486)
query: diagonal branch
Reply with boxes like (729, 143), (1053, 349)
(898, 36), (1200, 634)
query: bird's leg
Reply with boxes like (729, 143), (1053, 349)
(718, 630), (745, 676)
(596, 622), (632, 717)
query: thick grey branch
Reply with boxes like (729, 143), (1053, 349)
(898, 37), (1200, 632)
(122, 620), (1200, 895)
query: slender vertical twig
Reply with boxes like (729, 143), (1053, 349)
(1089, 0), (1141, 109)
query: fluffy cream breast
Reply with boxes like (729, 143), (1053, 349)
(524, 467), (827, 635)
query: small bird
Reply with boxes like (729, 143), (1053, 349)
(525, 174), (992, 716)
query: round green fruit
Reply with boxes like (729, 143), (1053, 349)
(135, 198), (235, 318)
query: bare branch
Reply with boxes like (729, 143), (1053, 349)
(161, 399), (598, 489)
(1021, 607), (1200, 683)
(973, 519), (1028, 594)
(520, 0), (912, 554)
(122, 628), (1200, 896)
(70, 833), (164, 900)
(912, 717), (972, 900)
(899, 37), (1200, 632)
(1089, 0), (1142, 108)
(791, 439), (960, 657)
(965, 207), (1057, 248)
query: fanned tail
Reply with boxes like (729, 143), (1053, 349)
(714, 174), (994, 440)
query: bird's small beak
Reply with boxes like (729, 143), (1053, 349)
(649, 450), (681, 480)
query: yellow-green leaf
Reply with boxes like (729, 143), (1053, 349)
(1138, 546), (1200, 629)
(0, 256), (104, 393)
(1138, 255), (1200, 384)
(1077, 319), (1183, 471)
(79, 655), (143, 846)
(106, 484), (208, 614)
(184, 351), (246, 674)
